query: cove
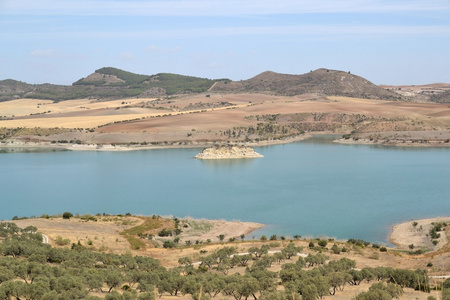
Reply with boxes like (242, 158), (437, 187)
(1, 137), (449, 244)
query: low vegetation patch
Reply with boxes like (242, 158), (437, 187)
(119, 216), (172, 250)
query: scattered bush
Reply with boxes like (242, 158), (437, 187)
(318, 239), (328, 248)
(55, 236), (71, 246)
(158, 228), (172, 237)
(347, 238), (370, 247)
(62, 212), (73, 219)
(331, 244), (341, 254)
(163, 241), (176, 248)
(369, 252), (379, 260)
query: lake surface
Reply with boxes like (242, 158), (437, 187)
(1, 137), (449, 244)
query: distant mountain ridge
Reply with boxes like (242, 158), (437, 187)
(210, 68), (401, 100)
(1, 67), (447, 102)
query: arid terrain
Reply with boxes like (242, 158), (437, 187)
(8, 214), (450, 299)
(1, 93), (450, 149)
(1, 68), (449, 149)
(2, 69), (450, 298)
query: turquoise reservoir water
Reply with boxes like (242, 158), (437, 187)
(1, 138), (449, 244)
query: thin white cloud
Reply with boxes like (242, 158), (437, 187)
(28, 49), (55, 57)
(23, 25), (450, 39)
(145, 46), (181, 53)
(2, 0), (449, 16)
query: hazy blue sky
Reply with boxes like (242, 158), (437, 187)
(1, 0), (449, 85)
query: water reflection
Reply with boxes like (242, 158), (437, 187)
(0, 148), (67, 154)
(199, 158), (256, 169)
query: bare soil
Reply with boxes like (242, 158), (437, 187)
(1, 94), (449, 148)
(11, 216), (263, 256)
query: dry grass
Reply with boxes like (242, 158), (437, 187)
(1, 93), (449, 147)
(11, 216), (141, 254)
(0, 96), (251, 129)
(119, 216), (172, 250)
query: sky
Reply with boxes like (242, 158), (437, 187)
(1, 0), (449, 85)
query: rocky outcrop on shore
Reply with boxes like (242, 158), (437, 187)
(194, 145), (263, 159)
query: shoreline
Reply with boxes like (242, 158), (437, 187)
(389, 216), (450, 251)
(6, 213), (450, 252)
(9, 215), (265, 254)
(335, 137), (450, 148)
(0, 134), (312, 152)
(178, 217), (265, 242)
(3, 132), (450, 152)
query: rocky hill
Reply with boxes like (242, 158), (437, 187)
(74, 67), (216, 96)
(0, 79), (67, 102)
(0, 67), (219, 102)
(210, 68), (402, 100)
(2, 67), (448, 102)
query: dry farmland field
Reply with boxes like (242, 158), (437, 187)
(1, 93), (450, 147)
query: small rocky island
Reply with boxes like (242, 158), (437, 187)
(194, 145), (263, 160)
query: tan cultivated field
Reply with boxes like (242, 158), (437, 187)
(0, 94), (450, 131)
(1, 93), (449, 147)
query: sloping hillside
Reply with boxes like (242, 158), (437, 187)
(0, 68), (219, 102)
(0, 79), (84, 102)
(3, 68), (447, 103)
(211, 68), (402, 100)
(429, 90), (450, 103)
(74, 67), (217, 96)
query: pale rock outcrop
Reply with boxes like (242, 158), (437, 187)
(195, 145), (263, 159)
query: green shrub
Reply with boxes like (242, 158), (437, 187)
(163, 241), (176, 248)
(62, 212), (73, 219)
(318, 239), (328, 247)
(55, 236), (70, 246)
(331, 244), (340, 254)
(158, 228), (172, 237)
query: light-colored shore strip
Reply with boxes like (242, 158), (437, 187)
(389, 216), (449, 251)
(335, 137), (450, 147)
(0, 134), (311, 152)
